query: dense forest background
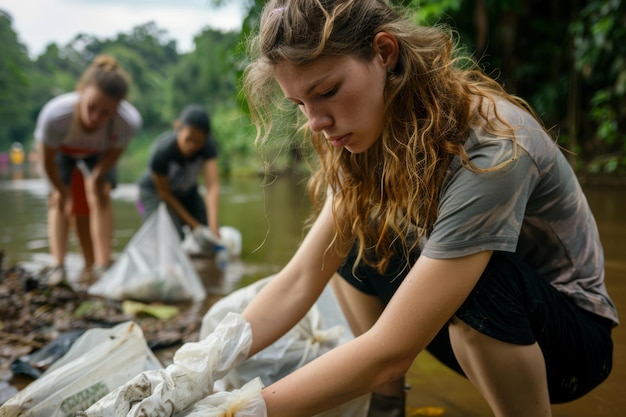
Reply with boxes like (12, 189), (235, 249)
(1, 0), (625, 178)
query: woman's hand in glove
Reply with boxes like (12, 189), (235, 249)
(78, 313), (252, 417)
(178, 378), (267, 417)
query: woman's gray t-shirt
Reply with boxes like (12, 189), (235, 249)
(422, 100), (618, 325)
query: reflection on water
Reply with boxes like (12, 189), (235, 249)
(0, 172), (624, 415)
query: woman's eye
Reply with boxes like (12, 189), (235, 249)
(320, 87), (337, 98)
(285, 97), (303, 107)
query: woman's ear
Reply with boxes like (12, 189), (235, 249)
(173, 120), (181, 131)
(373, 32), (399, 71)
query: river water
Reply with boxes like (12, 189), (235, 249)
(0, 165), (624, 416)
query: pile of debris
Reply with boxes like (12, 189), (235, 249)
(0, 259), (213, 403)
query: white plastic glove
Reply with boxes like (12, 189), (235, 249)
(78, 312), (252, 417)
(192, 225), (223, 249)
(177, 377), (267, 417)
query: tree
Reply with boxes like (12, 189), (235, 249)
(570, 0), (626, 173)
(167, 28), (240, 113)
(0, 10), (33, 149)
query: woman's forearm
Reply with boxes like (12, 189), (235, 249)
(41, 144), (65, 193)
(91, 147), (123, 181)
(160, 191), (201, 228)
(262, 330), (411, 417)
(205, 185), (220, 235)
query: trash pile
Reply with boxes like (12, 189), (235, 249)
(0, 264), (371, 417)
(0, 262), (211, 405)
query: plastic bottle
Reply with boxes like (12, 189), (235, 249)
(214, 245), (228, 270)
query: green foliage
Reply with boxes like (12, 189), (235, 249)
(406, 0), (626, 174)
(0, 11), (33, 149)
(210, 107), (259, 176)
(116, 130), (158, 183)
(570, 0), (626, 173)
(168, 28), (241, 115)
(1, 0), (625, 178)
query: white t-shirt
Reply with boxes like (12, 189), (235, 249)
(34, 91), (142, 158)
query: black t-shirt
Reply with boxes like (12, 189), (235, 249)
(138, 131), (218, 197)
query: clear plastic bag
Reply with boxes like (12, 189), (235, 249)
(79, 313), (252, 417)
(0, 322), (162, 417)
(89, 203), (206, 303)
(199, 276), (370, 417)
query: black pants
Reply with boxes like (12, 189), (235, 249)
(338, 250), (614, 403)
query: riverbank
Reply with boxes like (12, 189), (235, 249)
(0, 258), (226, 403)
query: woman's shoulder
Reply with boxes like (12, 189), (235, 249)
(151, 131), (177, 152)
(115, 100), (143, 130)
(202, 134), (219, 158)
(460, 98), (562, 184)
(148, 131), (178, 167)
(34, 92), (78, 141)
(39, 92), (79, 121)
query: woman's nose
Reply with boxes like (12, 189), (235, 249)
(91, 111), (107, 126)
(305, 106), (332, 133)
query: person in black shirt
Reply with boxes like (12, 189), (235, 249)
(137, 104), (220, 239)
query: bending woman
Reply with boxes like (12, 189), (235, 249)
(35, 54), (141, 284)
(137, 104), (221, 240)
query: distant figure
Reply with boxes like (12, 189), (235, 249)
(35, 54), (142, 285)
(137, 104), (221, 241)
(31, 146), (93, 272)
(9, 142), (25, 166)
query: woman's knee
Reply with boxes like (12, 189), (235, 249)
(87, 182), (111, 206)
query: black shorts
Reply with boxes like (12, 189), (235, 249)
(337, 249), (614, 403)
(138, 187), (207, 239)
(56, 152), (117, 187)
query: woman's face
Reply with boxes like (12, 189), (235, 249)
(274, 54), (387, 154)
(176, 125), (207, 157)
(78, 85), (120, 131)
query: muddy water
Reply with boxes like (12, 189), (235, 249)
(0, 169), (624, 415)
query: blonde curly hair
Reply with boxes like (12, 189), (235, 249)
(243, 0), (539, 272)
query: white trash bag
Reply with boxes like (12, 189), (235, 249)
(174, 378), (265, 417)
(218, 226), (242, 258)
(199, 276), (371, 417)
(0, 321), (162, 417)
(182, 225), (242, 259)
(89, 203), (206, 303)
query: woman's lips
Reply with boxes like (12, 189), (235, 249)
(327, 134), (351, 148)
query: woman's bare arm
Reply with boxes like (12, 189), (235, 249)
(242, 196), (350, 356)
(261, 250), (493, 417)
